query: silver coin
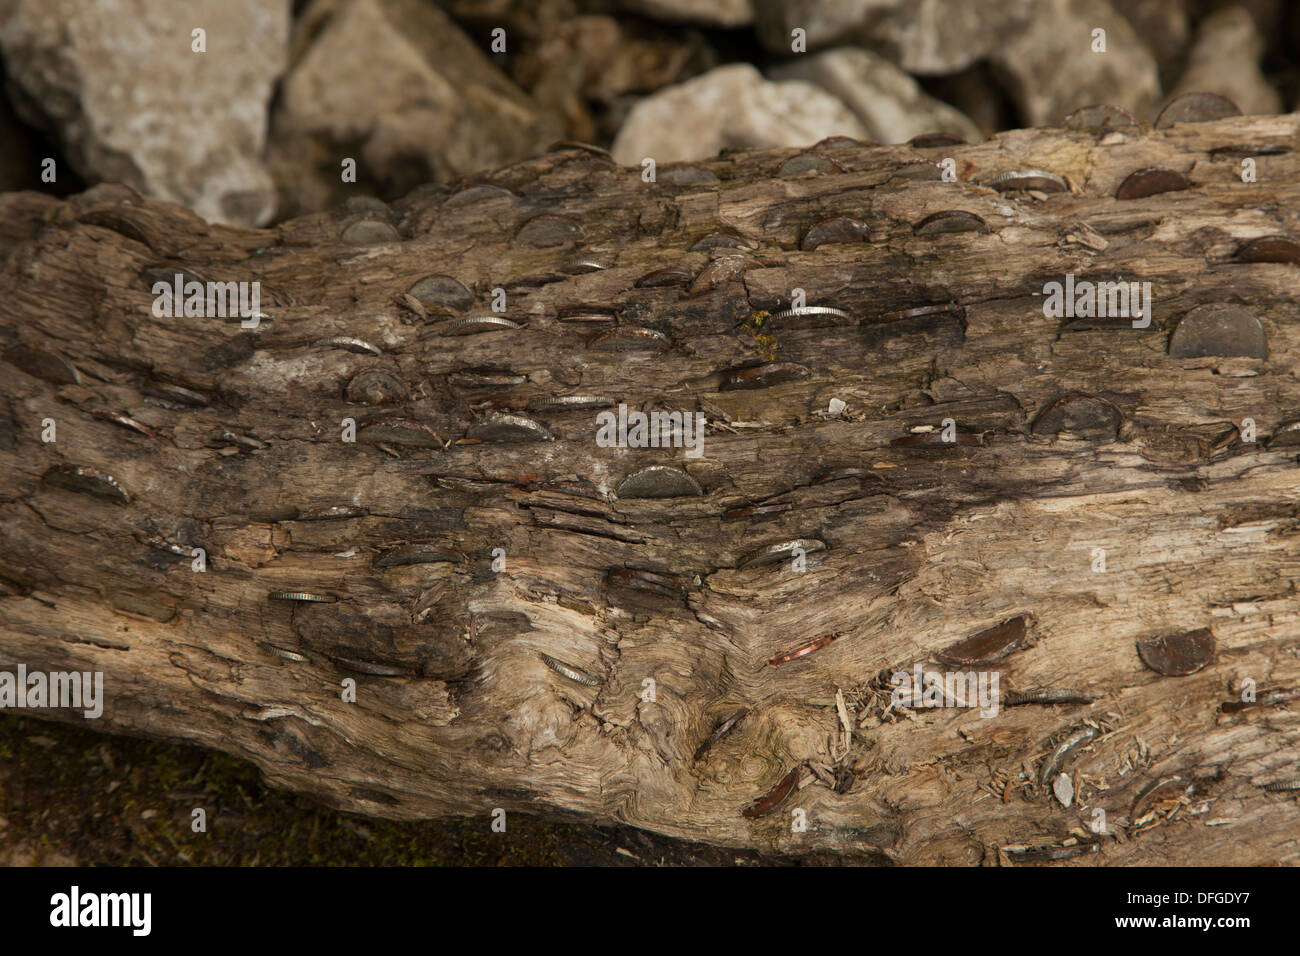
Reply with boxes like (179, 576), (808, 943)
(767, 306), (852, 323)
(268, 590), (337, 602)
(466, 413), (553, 443)
(314, 336), (382, 356)
(440, 315), (522, 336)
(988, 169), (1069, 193)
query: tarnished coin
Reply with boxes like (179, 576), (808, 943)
(440, 315), (522, 336)
(739, 538), (826, 569)
(268, 590), (337, 603)
(341, 220), (399, 244)
(909, 132), (966, 148)
(690, 232), (755, 252)
(937, 615), (1028, 665)
(802, 217), (866, 250)
(588, 327), (670, 351)
(778, 153), (840, 177)
(447, 369), (527, 388)
(615, 466), (703, 499)
(1154, 91), (1240, 128)
(989, 169), (1068, 193)
(893, 159), (942, 180)
(635, 267), (692, 288)
(1136, 627), (1215, 676)
(514, 214), (582, 247)
(1168, 305), (1266, 359)
(528, 395), (615, 412)
(660, 166), (720, 185)
(333, 657), (408, 676)
(1063, 104), (1138, 134)
(540, 652), (602, 686)
(2, 345), (80, 385)
(1234, 235), (1300, 264)
(42, 464), (130, 504)
(407, 275), (474, 312)
(314, 336), (382, 356)
(1115, 167), (1190, 200)
(358, 418), (445, 448)
(295, 505), (368, 521)
(1031, 394), (1123, 440)
(466, 413), (553, 443)
(914, 210), (989, 235)
(344, 369), (409, 405)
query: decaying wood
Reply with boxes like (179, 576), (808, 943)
(3, 115), (1300, 864)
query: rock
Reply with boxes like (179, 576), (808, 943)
(753, 0), (1038, 74)
(1116, 0), (1191, 87)
(269, 0), (561, 217)
(619, 0), (753, 29)
(769, 48), (980, 144)
(610, 63), (868, 166)
(513, 14), (714, 142)
(989, 0), (1161, 127)
(0, 0), (288, 226)
(1170, 7), (1282, 117)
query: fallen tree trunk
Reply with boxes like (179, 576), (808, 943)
(3, 114), (1300, 864)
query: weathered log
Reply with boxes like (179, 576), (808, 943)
(3, 115), (1300, 864)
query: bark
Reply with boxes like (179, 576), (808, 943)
(2, 116), (1300, 865)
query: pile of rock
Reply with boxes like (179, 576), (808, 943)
(0, 0), (1294, 224)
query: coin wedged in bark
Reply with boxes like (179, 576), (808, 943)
(466, 413), (553, 443)
(1115, 167), (1190, 200)
(1136, 627), (1215, 676)
(1031, 395), (1122, 440)
(1168, 305), (1266, 359)
(42, 464), (130, 504)
(615, 466), (703, 498)
(1234, 236), (1300, 264)
(937, 615), (1029, 665)
(1154, 91), (1240, 127)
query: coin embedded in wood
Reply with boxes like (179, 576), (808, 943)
(466, 413), (553, 443)
(1031, 394), (1123, 440)
(937, 616), (1028, 666)
(344, 369), (409, 405)
(1136, 627), (1215, 676)
(1063, 104), (1138, 134)
(739, 538), (826, 569)
(407, 275), (474, 312)
(1154, 91), (1240, 128)
(1168, 305), (1266, 359)
(914, 210), (989, 235)
(721, 363), (810, 390)
(1115, 167), (1190, 200)
(801, 217), (866, 250)
(42, 464), (130, 504)
(1234, 235), (1300, 264)
(989, 169), (1068, 193)
(615, 466), (703, 499)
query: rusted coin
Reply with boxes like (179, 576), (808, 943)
(693, 708), (748, 763)
(741, 765), (802, 818)
(1136, 627), (1215, 676)
(778, 153), (839, 177)
(1168, 305), (1266, 359)
(1154, 91), (1240, 128)
(914, 210), (989, 235)
(1115, 167), (1190, 200)
(615, 466), (703, 499)
(466, 413), (553, 443)
(937, 615), (1028, 666)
